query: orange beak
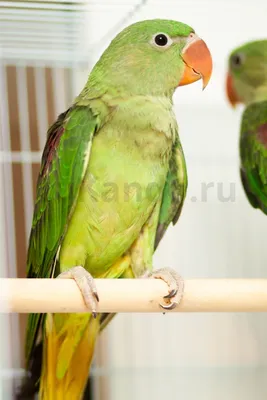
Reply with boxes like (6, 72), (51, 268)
(226, 72), (240, 107)
(179, 35), (213, 89)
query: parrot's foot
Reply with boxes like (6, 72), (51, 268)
(57, 266), (99, 317)
(146, 267), (184, 310)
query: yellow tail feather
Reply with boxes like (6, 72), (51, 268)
(39, 313), (100, 400)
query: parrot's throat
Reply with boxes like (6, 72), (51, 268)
(250, 84), (267, 105)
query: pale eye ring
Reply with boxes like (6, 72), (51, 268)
(152, 33), (172, 48)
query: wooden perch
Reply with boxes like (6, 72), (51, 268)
(1, 278), (267, 313)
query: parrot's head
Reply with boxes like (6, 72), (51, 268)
(88, 19), (212, 97)
(226, 40), (267, 107)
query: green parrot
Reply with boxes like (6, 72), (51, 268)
(18, 19), (212, 400)
(226, 40), (267, 213)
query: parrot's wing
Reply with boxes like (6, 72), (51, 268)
(155, 137), (188, 248)
(26, 105), (100, 363)
(240, 102), (267, 214)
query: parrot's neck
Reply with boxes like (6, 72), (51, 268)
(76, 83), (175, 112)
(78, 82), (174, 102)
(248, 84), (267, 105)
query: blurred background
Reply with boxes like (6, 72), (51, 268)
(1, 0), (267, 399)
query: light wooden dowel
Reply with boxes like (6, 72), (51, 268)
(1, 278), (267, 313)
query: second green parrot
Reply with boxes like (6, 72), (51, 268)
(19, 19), (212, 400)
(226, 40), (267, 213)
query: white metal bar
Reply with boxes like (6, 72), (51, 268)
(87, 0), (148, 52)
(0, 1), (89, 11)
(0, 368), (25, 379)
(11, 0), (139, 3)
(16, 66), (34, 238)
(0, 12), (86, 23)
(2, 36), (79, 45)
(1, 22), (80, 32)
(0, 133), (12, 400)
(0, 29), (80, 39)
(0, 150), (42, 163)
(0, 8), (130, 20)
(18, 0), (90, 3)
(52, 67), (67, 116)
(34, 67), (48, 149)
(0, 63), (18, 278)
(0, 9), (86, 17)
(0, 60), (21, 389)
(1, 50), (88, 66)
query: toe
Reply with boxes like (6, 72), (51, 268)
(151, 267), (184, 309)
(57, 266), (99, 315)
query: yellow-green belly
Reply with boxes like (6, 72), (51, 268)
(59, 127), (170, 276)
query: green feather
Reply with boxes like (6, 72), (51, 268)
(155, 138), (188, 248)
(26, 106), (100, 363)
(240, 101), (267, 214)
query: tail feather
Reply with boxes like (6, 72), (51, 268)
(39, 313), (99, 400)
(17, 312), (111, 400)
(16, 339), (95, 400)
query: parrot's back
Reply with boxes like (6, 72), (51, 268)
(240, 100), (267, 213)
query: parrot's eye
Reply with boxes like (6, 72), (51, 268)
(152, 33), (172, 48)
(231, 54), (244, 68)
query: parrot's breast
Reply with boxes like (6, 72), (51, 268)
(59, 97), (176, 276)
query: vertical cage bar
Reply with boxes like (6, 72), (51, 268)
(16, 65), (34, 238)
(0, 60), (20, 396)
(52, 67), (68, 116)
(34, 66), (48, 149)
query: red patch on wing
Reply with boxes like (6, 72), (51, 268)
(41, 125), (65, 176)
(257, 124), (267, 147)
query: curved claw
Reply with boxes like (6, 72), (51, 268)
(159, 301), (178, 310)
(163, 289), (178, 299)
(94, 292), (100, 302)
(92, 292), (99, 318)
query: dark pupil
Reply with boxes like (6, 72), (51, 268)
(232, 54), (242, 66)
(155, 34), (168, 46)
